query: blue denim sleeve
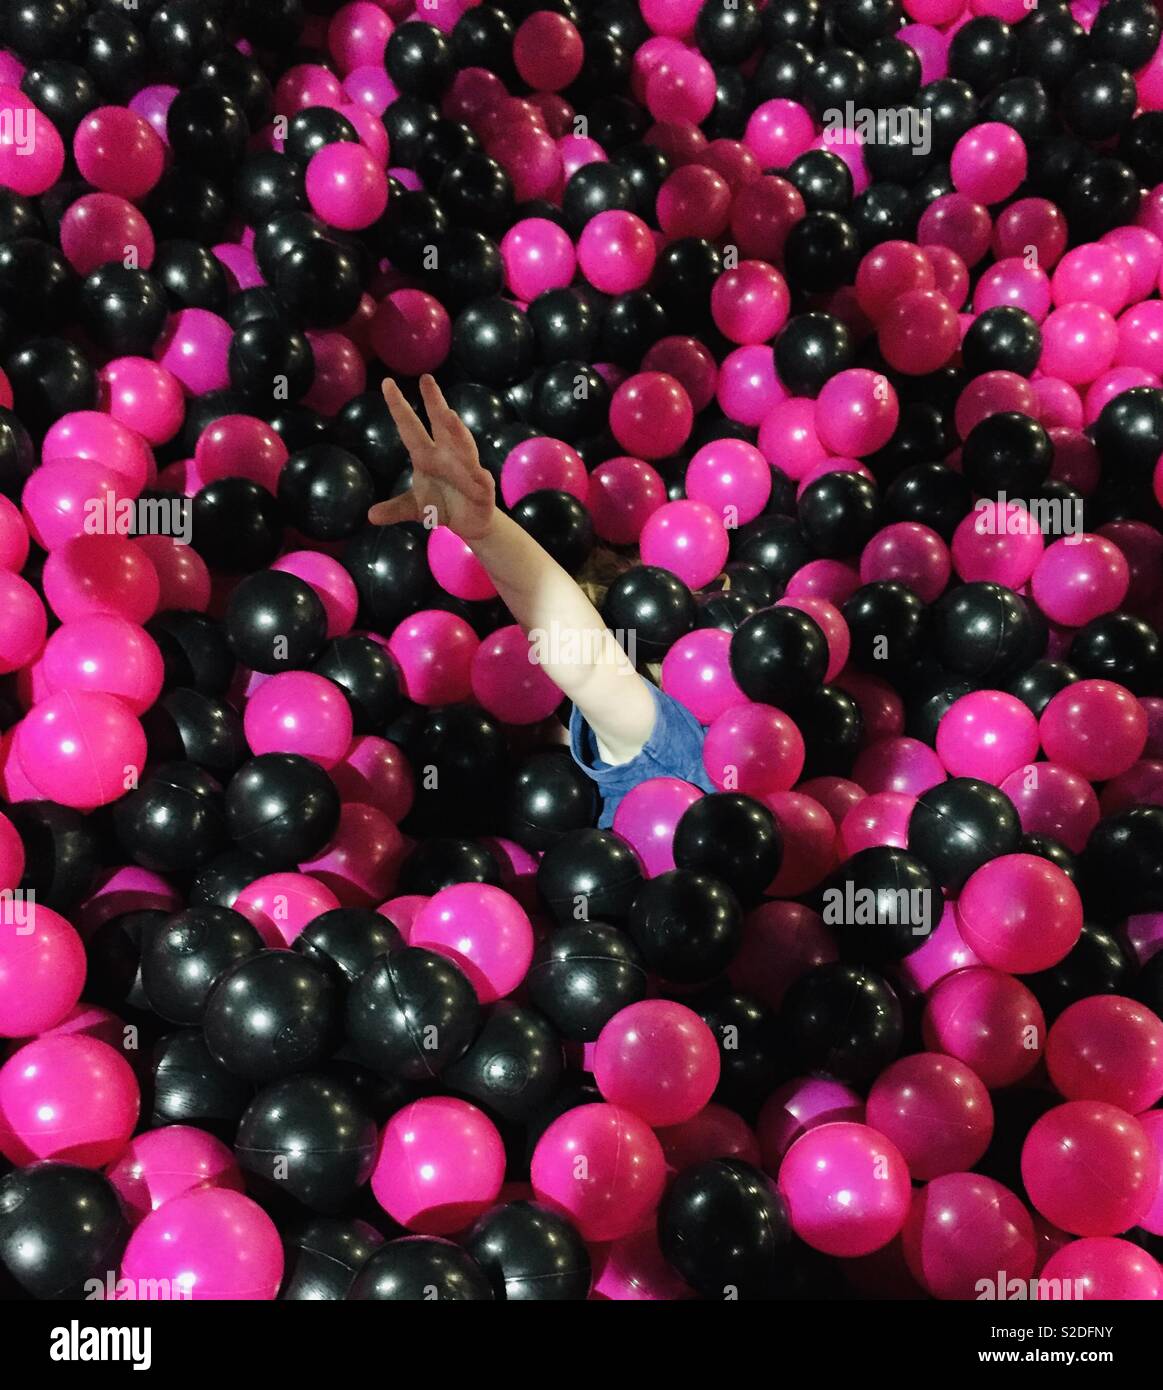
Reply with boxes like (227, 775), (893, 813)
(569, 683), (715, 829)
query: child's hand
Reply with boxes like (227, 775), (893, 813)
(367, 375), (496, 540)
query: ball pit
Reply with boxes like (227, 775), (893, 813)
(0, 0), (1160, 1319)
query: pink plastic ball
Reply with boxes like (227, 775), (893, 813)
(388, 609), (478, 705)
(715, 346), (783, 427)
(702, 702), (804, 795)
(731, 903), (837, 1011)
(328, 2), (393, 74)
(659, 627), (746, 725)
(15, 690), (146, 810)
(935, 690), (1040, 784)
(108, 1125), (244, 1224)
(0, 899), (85, 1038)
(643, 336), (718, 413)
(1040, 302), (1119, 385)
(839, 791), (915, 855)
(901, 1173), (1036, 1300)
(0, 97), (64, 195)
(710, 261), (790, 346)
(950, 122), (1027, 204)
(852, 736), (946, 797)
(609, 372), (693, 459)
(956, 853), (1082, 974)
(899, 900), (983, 994)
(645, 48), (716, 126)
(856, 241), (936, 320)
(1021, 1101), (1156, 1237)
(656, 1103), (760, 1173)
(951, 500), (1044, 588)
(656, 163), (732, 240)
(500, 436), (588, 508)
(100, 357), (185, 444)
(922, 967), (1045, 1088)
(410, 883), (533, 1003)
(530, 1102), (666, 1242)
(1040, 679), (1147, 781)
(121, 1188), (283, 1300)
(760, 791), (839, 895)
(729, 174), (804, 263)
(233, 873), (340, 947)
(427, 527), (496, 602)
(303, 330), (366, 414)
(993, 198), (1068, 268)
(470, 623), (563, 724)
(0, 1034), (138, 1167)
(372, 1096), (506, 1234)
(779, 1122), (912, 1257)
(756, 1078), (863, 1173)
(879, 289), (960, 374)
(74, 106), (165, 200)
(42, 533), (159, 626)
(593, 1000), (719, 1127)
(243, 671), (354, 768)
(41, 614), (164, 714)
(639, 500), (727, 588)
(500, 217), (576, 301)
(513, 11), (583, 90)
(954, 370), (1038, 437)
(758, 396), (828, 478)
(1031, 534), (1130, 627)
(1046, 995), (1163, 1114)
(917, 192), (992, 266)
(860, 521), (952, 603)
(588, 457), (666, 543)
(0, 494), (28, 571)
(0, 570), (45, 674)
(271, 552), (359, 637)
(612, 776), (703, 878)
(368, 289), (450, 376)
(44, 412), (153, 493)
(866, 1053), (993, 1180)
(998, 762), (1100, 854)
(744, 99), (814, 167)
(815, 369), (899, 457)
(1040, 1237), (1163, 1301)
(576, 209), (655, 294)
(1053, 241), (1132, 314)
(299, 803), (405, 907)
(331, 735), (414, 823)
(155, 309), (232, 395)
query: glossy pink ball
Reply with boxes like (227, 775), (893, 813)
(656, 1103), (760, 1172)
(15, 690), (146, 809)
(331, 735), (414, 823)
(470, 622), (563, 724)
(410, 883), (534, 1003)
(950, 122), (1027, 204)
(702, 702), (804, 795)
(155, 309), (232, 395)
(744, 98), (814, 167)
(299, 803), (406, 908)
(612, 776), (703, 877)
(710, 260), (790, 346)
(500, 436), (588, 507)
(593, 1000), (720, 1127)
(922, 967), (1045, 1088)
(998, 762), (1099, 854)
(852, 736), (946, 796)
(0, 570), (45, 674)
(901, 1173), (1036, 1301)
(1021, 1101), (1156, 1237)
(936, 690), (1040, 784)
(685, 438), (771, 526)
(756, 1078), (863, 1174)
(243, 671), (353, 768)
(0, 899), (84, 1038)
(656, 163), (732, 240)
(860, 521), (951, 603)
(41, 614), (163, 714)
(108, 1125), (244, 1224)
(639, 500), (728, 588)
(1040, 679), (1147, 781)
(588, 457), (666, 543)
(1040, 302), (1119, 384)
(0, 1034), (138, 1166)
(839, 791), (915, 855)
(856, 241), (935, 320)
(233, 873), (340, 947)
(918, 191), (992, 266)
(779, 1122), (912, 1257)
(372, 1096), (505, 1234)
(956, 853), (1081, 974)
(305, 140), (388, 230)
(368, 289), (450, 376)
(74, 106), (165, 200)
(878, 289), (960, 374)
(1046, 995), (1163, 1114)
(500, 217), (576, 301)
(757, 396), (828, 478)
(1052, 241), (1131, 314)
(643, 336), (718, 413)
(121, 1188), (283, 1299)
(576, 210), (655, 294)
(513, 10), (583, 90)
(1031, 534), (1130, 627)
(100, 357), (185, 444)
(660, 627), (746, 725)
(426, 525), (495, 601)
(951, 500), (1044, 587)
(815, 369), (899, 457)
(43, 412), (153, 494)
(388, 609), (478, 705)
(866, 1053), (993, 1180)
(530, 1102), (666, 1242)
(1040, 1238), (1163, 1301)
(610, 372), (693, 459)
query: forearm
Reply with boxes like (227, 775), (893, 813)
(468, 511), (656, 761)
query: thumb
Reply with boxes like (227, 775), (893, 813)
(367, 493), (421, 526)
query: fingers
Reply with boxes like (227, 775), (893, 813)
(382, 378), (434, 462)
(367, 492), (421, 527)
(420, 373), (479, 452)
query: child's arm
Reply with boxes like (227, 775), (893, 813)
(369, 375), (658, 765)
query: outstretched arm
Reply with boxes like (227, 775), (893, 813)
(369, 375), (657, 765)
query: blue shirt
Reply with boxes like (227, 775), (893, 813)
(569, 683), (715, 829)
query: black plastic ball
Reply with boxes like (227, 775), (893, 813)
(140, 904), (263, 1026)
(0, 1164), (127, 1301)
(525, 922), (647, 1041)
(779, 962), (904, 1082)
(225, 753), (341, 868)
